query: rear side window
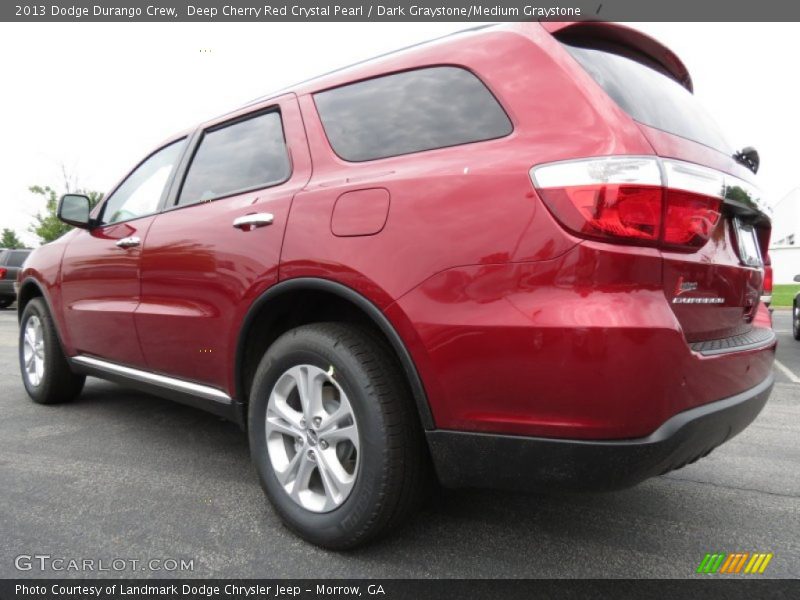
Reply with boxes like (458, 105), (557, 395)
(314, 66), (512, 162)
(564, 44), (730, 154)
(7, 251), (29, 267)
(178, 111), (291, 206)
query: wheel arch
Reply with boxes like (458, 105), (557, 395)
(234, 277), (435, 430)
(17, 277), (47, 323)
(17, 276), (76, 365)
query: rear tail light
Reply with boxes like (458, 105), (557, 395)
(763, 263), (773, 294)
(762, 254), (773, 305)
(531, 157), (725, 250)
(0, 268), (6, 279)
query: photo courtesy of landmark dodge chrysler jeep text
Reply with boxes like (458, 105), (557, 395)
(16, 22), (775, 549)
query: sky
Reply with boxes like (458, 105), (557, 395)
(1, 22), (799, 247)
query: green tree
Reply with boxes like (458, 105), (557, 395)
(1, 228), (25, 249)
(29, 185), (103, 244)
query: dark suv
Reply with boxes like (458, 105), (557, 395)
(0, 248), (31, 308)
(16, 22), (774, 548)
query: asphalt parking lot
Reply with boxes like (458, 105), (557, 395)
(0, 307), (798, 579)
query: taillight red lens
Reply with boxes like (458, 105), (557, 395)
(531, 157), (731, 251)
(538, 185), (662, 244)
(763, 264), (773, 293)
(539, 185), (722, 248)
(662, 189), (721, 248)
(0, 268), (6, 279)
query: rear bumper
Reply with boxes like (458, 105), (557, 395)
(391, 247), (777, 440)
(427, 374), (773, 492)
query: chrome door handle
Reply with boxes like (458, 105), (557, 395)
(115, 236), (141, 249)
(233, 213), (274, 230)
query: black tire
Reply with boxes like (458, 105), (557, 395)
(19, 297), (85, 404)
(793, 300), (800, 341)
(248, 322), (429, 549)
(0, 297), (13, 309)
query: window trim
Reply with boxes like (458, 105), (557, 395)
(312, 64), (514, 164)
(95, 137), (188, 228)
(170, 107), (293, 210)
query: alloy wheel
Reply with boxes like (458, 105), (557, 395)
(22, 315), (45, 387)
(265, 364), (360, 512)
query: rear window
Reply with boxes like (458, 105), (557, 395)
(314, 66), (512, 162)
(564, 44), (730, 154)
(6, 251), (29, 267)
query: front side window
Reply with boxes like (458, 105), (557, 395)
(101, 140), (186, 225)
(177, 111), (291, 206)
(314, 66), (513, 162)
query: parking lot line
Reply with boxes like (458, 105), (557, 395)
(774, 359), (800, 384)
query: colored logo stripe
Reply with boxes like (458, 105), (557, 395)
(746, 553), (773, 574)
(697, 553), (773, 574)
(697, 554), (726, 573)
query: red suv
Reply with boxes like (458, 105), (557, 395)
(17, 22), (775, 548)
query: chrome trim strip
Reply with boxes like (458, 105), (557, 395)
(72, 355), (232, 404)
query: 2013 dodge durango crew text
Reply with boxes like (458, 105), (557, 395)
(16, 22), (776, 548)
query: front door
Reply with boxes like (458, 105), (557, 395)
(60, 139), (187, 367)
(135, 94), (312, 391)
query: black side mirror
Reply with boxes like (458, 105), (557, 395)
(794, 274), (800, 283)
(58, 194), (92, 229)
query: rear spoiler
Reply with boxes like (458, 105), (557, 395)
(541, 22), (693, 93)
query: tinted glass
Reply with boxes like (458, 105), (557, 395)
(565, 45), (730, 154)
(102, 140), (186, 225)
(178, 111), (290, 206)
(314, 67), (513, 162)
(7, 251), (29, 267)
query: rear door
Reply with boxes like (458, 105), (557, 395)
(563, 41), (770, 343)
(135, 94), (312, 391)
